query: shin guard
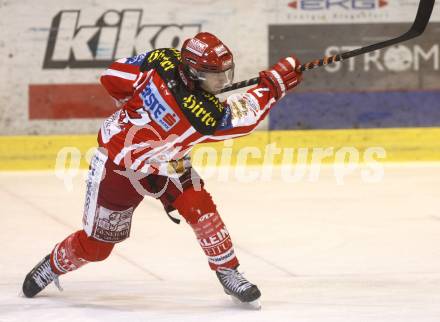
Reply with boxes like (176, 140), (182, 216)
(50, 230), (114, 275)
(173, 188), (239, 270)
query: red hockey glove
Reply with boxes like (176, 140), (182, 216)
(259, 56), (302, 100)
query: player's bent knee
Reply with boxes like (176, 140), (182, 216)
(77, 230), (115, 262)
(172, 187), (218, 224)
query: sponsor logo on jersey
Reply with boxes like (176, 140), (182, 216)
(182, 94), (219, 128)
(139, 80), (180, 131)
(125, 53), (147, 65)
(203, 93), (224, 112)
(101, 110), (123, 144)
(185, 38), (209, 57)
(218, 106), (232, 130)
(244, 93), (261, 114)
(147, 48), (180, 72)
(167, 80), (177, 89)
(43, 10), (201, 69)
(230, 98), (248, 119)
(288, 0), (388, 10)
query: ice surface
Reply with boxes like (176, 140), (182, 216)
(1, 164), (439, 322)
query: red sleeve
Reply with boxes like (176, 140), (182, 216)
(206, 84), (277, 141)
(100, 59), (141, 102)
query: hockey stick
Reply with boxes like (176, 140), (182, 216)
(220, 0), (436, 93)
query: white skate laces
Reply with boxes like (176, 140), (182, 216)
(216, 267), (253, 294)
(216, 267), (262, 309)
(33, 259), (63, 292)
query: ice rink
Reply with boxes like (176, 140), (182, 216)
(1, 164), (439, 322)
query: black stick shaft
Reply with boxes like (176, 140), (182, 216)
(220, 0), (435, 94)
(220, 77), (260, 92)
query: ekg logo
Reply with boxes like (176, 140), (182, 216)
(288, 0), (388, 10)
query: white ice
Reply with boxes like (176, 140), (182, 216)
(1, 164), (439, 322)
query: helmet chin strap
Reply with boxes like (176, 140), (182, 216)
(187, 66), (200, 81)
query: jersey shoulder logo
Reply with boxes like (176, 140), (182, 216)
(125, 53), (147, 66)
(140, 48), (181, 73)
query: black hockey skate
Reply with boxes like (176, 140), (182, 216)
(216, 267), (261, 309)
(22, 254), (62, 298)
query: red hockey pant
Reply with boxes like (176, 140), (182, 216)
(50, 150), (239, 275)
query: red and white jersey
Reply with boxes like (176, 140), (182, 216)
(98, 48), (277, 175)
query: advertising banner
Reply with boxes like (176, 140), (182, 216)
(269, 20), (440, 129)
(0, 0), (269, 135)
(0, 0), (439, 134)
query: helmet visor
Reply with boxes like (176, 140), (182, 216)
(195, 67), (234, 94)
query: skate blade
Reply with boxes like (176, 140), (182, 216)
(229, 295), (261, 310)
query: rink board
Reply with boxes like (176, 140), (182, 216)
(1, 2), (439, 135)
(270, 90), (440, 130)
(1, 128), (440, 170)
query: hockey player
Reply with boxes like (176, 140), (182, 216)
(22, 32), (301, 309)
